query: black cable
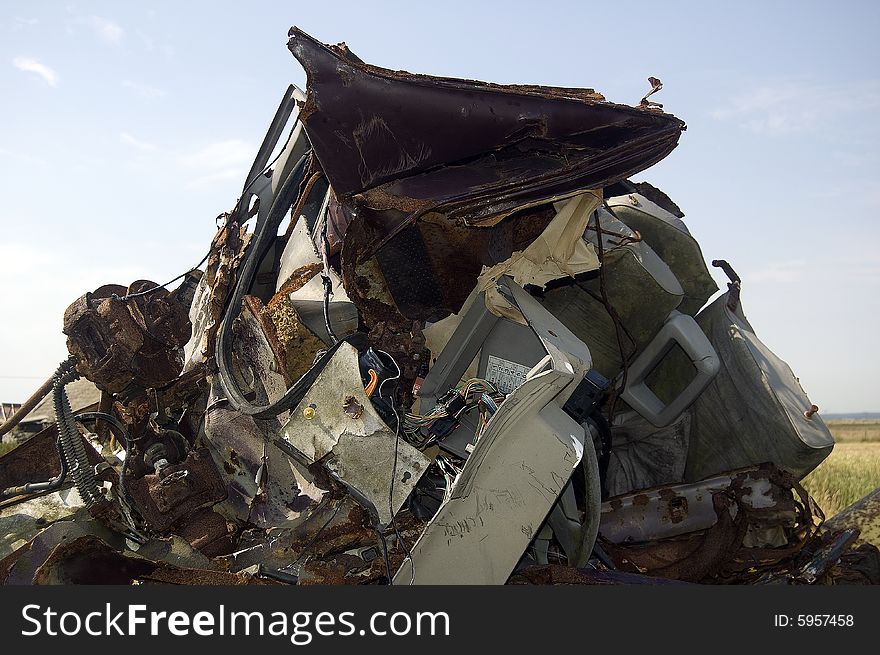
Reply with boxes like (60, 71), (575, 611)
(115, 252), (210, 302)
(322, 276), (337, 345)
(592, 208), (634, 423)
(320, 215), (338, 346)
(74, 412), (132, 446)
(73, 411), (141, 529)
(376, 527), (393, 585)
(217, 152), (351, 420)
(378, 351), (416, 585)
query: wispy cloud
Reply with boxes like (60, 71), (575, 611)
(120, 132), (158, 152)
(747, 252), (880, 285)
(0, 146), (48, 168)
(712, 79), (880, 136)
(180, 139), (255, 187)
(11, 17), (38, 32)
(122, 80), (166, 98)
(12, 56), (58, 87)
(136, 30), (174, 60)
(88, 16), (123, 45)
(746, 259), (806, 284)
(830, 151), (873, 168)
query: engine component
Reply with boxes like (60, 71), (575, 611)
(123, 447), (226, 533)
(63, 281), (192, 394)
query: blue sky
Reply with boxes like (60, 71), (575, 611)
(1, 1), (878, 412)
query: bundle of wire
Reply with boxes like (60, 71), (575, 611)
(435, 455), (462, 504)
(401, 378), (506, 449)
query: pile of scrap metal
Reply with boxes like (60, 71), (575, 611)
(1, 28), (877, 586)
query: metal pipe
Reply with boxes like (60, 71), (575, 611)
(0, 436), (69, 499)
(0, 368), (61, 439)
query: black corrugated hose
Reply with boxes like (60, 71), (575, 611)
(0, 358), (102, 505)
(52, 359), (102, 509)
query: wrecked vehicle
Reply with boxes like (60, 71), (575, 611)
(1, 27), (876, 586)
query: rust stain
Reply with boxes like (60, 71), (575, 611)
(342, 396), (364, 420)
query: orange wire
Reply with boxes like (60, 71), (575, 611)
(364, 369), (379, 397)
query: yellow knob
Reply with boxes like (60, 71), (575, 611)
(303, 406), (316, 420)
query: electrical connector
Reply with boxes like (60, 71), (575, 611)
(439, 388), (467, 418)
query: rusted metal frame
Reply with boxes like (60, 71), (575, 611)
(123, 447), (226, 533)
(0, 421), (105, 504)
(231, 85), (301, 226)
(349, 126), (685, 261)
(216, 151), (313, 417)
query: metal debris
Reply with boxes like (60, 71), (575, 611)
(0, 27), (875, 587)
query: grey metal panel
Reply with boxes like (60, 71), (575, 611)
(395, 278), (594, 584)
(476, 318), (547, 390)
(280, 343), (431, 524)
(684, 292), (834, 481)
(395, 371), (586, 584)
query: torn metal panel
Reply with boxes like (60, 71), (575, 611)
(824, 487), (880, 549)
(203, 396), (327, 530)
(281, 343), (431, 524)
(395, 280), (593, 584)
(288, 26), (685, 336)
(0, 488), (87, 560)
(1, 520), (121, 585)
(288, 27), (685, 238)
(276, 214), (359, 344)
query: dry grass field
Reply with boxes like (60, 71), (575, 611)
(802, 421), (880, 518)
